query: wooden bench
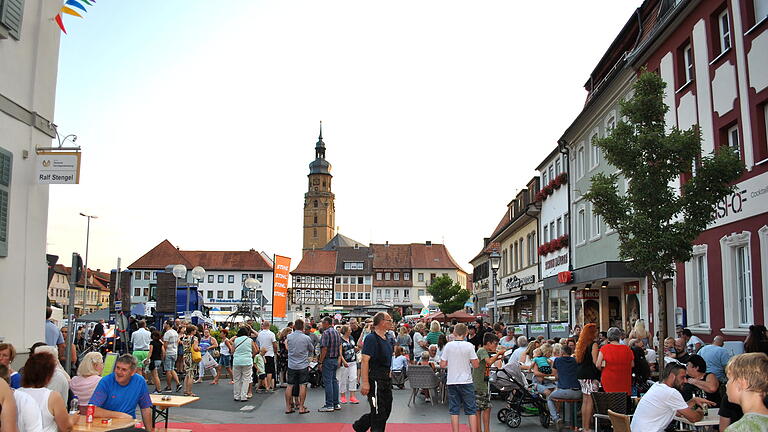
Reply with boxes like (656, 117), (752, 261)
(551, 397), (582, 430)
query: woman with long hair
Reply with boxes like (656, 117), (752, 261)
(575, 323), (600, 432)
(628, 319), (649, 346)
(181, 325), (200, 396)
(18, 352), (77, 432)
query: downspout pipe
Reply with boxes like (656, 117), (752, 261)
(524, 203), (541, 321)
(558, 138), (574, 329)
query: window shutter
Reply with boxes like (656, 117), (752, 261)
(0, 0), (24, 40)
(0, 147), (12, 257)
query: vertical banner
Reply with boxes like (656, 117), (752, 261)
(272, 255), (291, 319)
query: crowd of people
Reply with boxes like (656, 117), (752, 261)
(1, 307), (767, 432)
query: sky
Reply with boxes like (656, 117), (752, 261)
(47, 1), (641, 274)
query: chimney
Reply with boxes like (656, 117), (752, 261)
(385, 241), (389, 247)
(249, 248), (255, 252)
(426, 241), (432, 247)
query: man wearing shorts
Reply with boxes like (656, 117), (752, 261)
(162, 320), (181, 392)
(131, 320), (151, 377)
(257, 321), (278, 392)
(285, 319), (314, 414)
(440, 323), (480, 432)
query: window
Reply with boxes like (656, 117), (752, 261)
(549, 289), (570, 322)
(256, 274), (263, 282)
(385, 272), (391, 280)
(313, 200), (318, 208)
(577, 208), (586, 244)
(152, 271), (157, 280)
(358, 276), (364, 284)
(217, 291), (223, 299)
(718, 9), (731, 53)
(695, 253), (709, 326)
(548, 165), (554, 183)
(680, 42), (695, 85)
(134, 271), (141, 280)
(344, 262), (363, 270)
(217, 275), (224, 283)
(550, 222), (555, 241)
(206, 290), (213, 299)
(143, 271), (150, 280)
(394, 272), (400, 281)
(134, 288), (141, 297)
(590, 132), (600, 169)
(343, 276), (349, 284)
(208, 275), (214, 283)
(736, 246), (753, 326)
(384, 289), (391, 299)
(0, 0), (24, 40)
(313, 215), (318, 224)
(555, 158), (561, 175)
(365, 292), (371, 300)
(726, 124), (741, 159)
(228, 275), (235, 283)
(720, 231), (754, 331)
(313, 228), (317, 237)
(542, 170), (548, 186)
(143, 288), (149, 297)
(376, 272), (382, 280)
(404, 289), (409, 298)
(335, 292), (342, 300)
(418, 273), (424, 282)
(543, 225), (549, 244)
(335, 276), (341, 283)
(394, 289), (399, 299)
(606, 116), (616, 133)
(512, 243), (519, 271)
(364, 276), (371, 284)
(577, 146), (585, 179)
(342, 292), (349, 300)
(502, 249), (508, 274)
(556, 217), (563, 237)
(591, 208), (601, 239)
(404, 273), (410, 281)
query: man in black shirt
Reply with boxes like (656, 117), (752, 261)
(353, 312), (395, 432)
(350, 319), (363, 345)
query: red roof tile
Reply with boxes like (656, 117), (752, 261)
(292, 250), (338, 275)
(410, 243), (465, 272)
(371, 244), (411, 269)
(128, 240), (272, 271)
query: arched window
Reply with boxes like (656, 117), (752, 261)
(313, 215), (318, 224)
(313, 200), (318, 208)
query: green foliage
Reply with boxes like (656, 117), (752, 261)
(427, 275), (470, 314)
(391, 309), (402, 322)
(584, 70), (743, 341)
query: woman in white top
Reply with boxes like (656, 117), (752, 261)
(31, 346), (70, 403)
(69, 352), (103, 406)
(18, 351), (77, 432)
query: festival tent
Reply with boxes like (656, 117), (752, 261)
(421, 311), (446, 321)
(446, 310), (479, 323)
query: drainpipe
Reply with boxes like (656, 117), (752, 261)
(524, 203), (541, 321)
(558, 138), (574, 328)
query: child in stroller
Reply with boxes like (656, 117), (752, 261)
(493, 360), (551, 429)
(391, 346), (408, 389)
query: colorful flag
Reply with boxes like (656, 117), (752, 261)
(60, 7), (82, 18)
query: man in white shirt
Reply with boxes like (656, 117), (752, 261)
(631, 363), (714, 432)
(440, 323), (479, 432)
(256, 321), (278, 392)
(682, 329), (704, 353)
(509, 336), (528, 364)
(161, 320), (181, 392)
(130, 320), (152, 377)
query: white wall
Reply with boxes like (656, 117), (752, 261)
(539, 153), (570, 279)
(0, 1), (62, 350)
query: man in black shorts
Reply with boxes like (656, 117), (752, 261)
(285, 319), (314, 414)
(353, 312), (395, 432)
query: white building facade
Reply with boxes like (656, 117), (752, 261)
(0, 0), (62, 351)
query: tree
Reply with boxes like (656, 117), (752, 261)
(427, 275), (469, 314)
(584, 70), (743, 362)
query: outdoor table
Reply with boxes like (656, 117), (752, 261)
(675, 407), (719, 431)
(72, 416), (137, 431)
(150, 394), (200, 428)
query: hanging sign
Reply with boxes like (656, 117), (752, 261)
(36, 152), (81, 184)
(271, 255), (291, 319)
(575, 289), (600, 300)
(624, 282), (640, 295)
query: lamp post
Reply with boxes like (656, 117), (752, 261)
(172, 265), (188, 319)
(79, 213), (97, 316)
(190, 266), (205, 319)
(244, 277), (261, 318)
(489, 250), (501, 324)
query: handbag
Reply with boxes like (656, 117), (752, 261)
(192, 349), (202, 363)
(211, 348), (221, 359)
(202, 352), (217, 370)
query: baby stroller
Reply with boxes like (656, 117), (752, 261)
(391, 368), (407, 389)
(494, 361), (550, 429)
(308, 361), (323, 388)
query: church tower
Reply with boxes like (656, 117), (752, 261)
(303, 122), (336, 251)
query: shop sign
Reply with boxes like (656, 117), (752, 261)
(550, 323), (567, 333)
(575, 289), (600, 300)
(625, 282), (640, 295)
(529, 323), (548, 335)
(545, 253), (569, 270)
(557, 271), (573, 284)
(36, 151), (81, 184)
(710, 170), (768, 229)
(510, 324), (526, 335)
(506, 275), (536, 291)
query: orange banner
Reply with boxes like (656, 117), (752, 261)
(272, 255), (291, 319)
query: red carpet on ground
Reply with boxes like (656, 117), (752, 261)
(167, 423), (471, 431)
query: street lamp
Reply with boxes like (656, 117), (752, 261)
(172, 265), (188, 319)
(489, 250), (501, 324)
(244, 277), (262, 318)
(190, 266), (205, 319)
(79, 213), (97, 316)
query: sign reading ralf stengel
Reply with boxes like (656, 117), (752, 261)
(36, 152), (81, 184)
